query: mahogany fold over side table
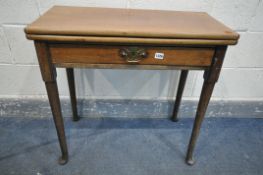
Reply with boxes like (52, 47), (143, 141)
(25, 6), (239, 165)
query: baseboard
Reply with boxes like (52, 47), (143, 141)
(0, 98), (262, 118)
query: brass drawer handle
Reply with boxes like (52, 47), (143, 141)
(119, 47), (148, 63)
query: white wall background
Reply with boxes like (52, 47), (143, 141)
(0, 0), (263, 100)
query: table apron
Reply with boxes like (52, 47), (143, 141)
(48, 44), (215, 69)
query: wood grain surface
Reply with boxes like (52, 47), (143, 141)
(25, 6), (239, 42)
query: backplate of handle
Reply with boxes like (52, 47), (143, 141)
(119, 47), (148, 63)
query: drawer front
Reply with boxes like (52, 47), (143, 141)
(49, 44), (214, 67)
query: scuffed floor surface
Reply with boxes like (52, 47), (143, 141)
(0, 117), (262, 175)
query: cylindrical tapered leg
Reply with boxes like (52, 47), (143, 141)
(45, 81), (68, 165)
(185, 79), (215, 165)
(185, 46), (227, 165)
(171, 70), (188, 122)
(66, 68), (79, 121)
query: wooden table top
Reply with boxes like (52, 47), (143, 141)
(25, 6), (239, 45)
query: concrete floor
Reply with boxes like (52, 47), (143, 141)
(0, 117), (262, 175)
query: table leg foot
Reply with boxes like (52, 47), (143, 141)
(171, 118), (179, 122)
(72, 115), (80, 122)
(58, 155), (68, 165)
(186, 157), (195, 166)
